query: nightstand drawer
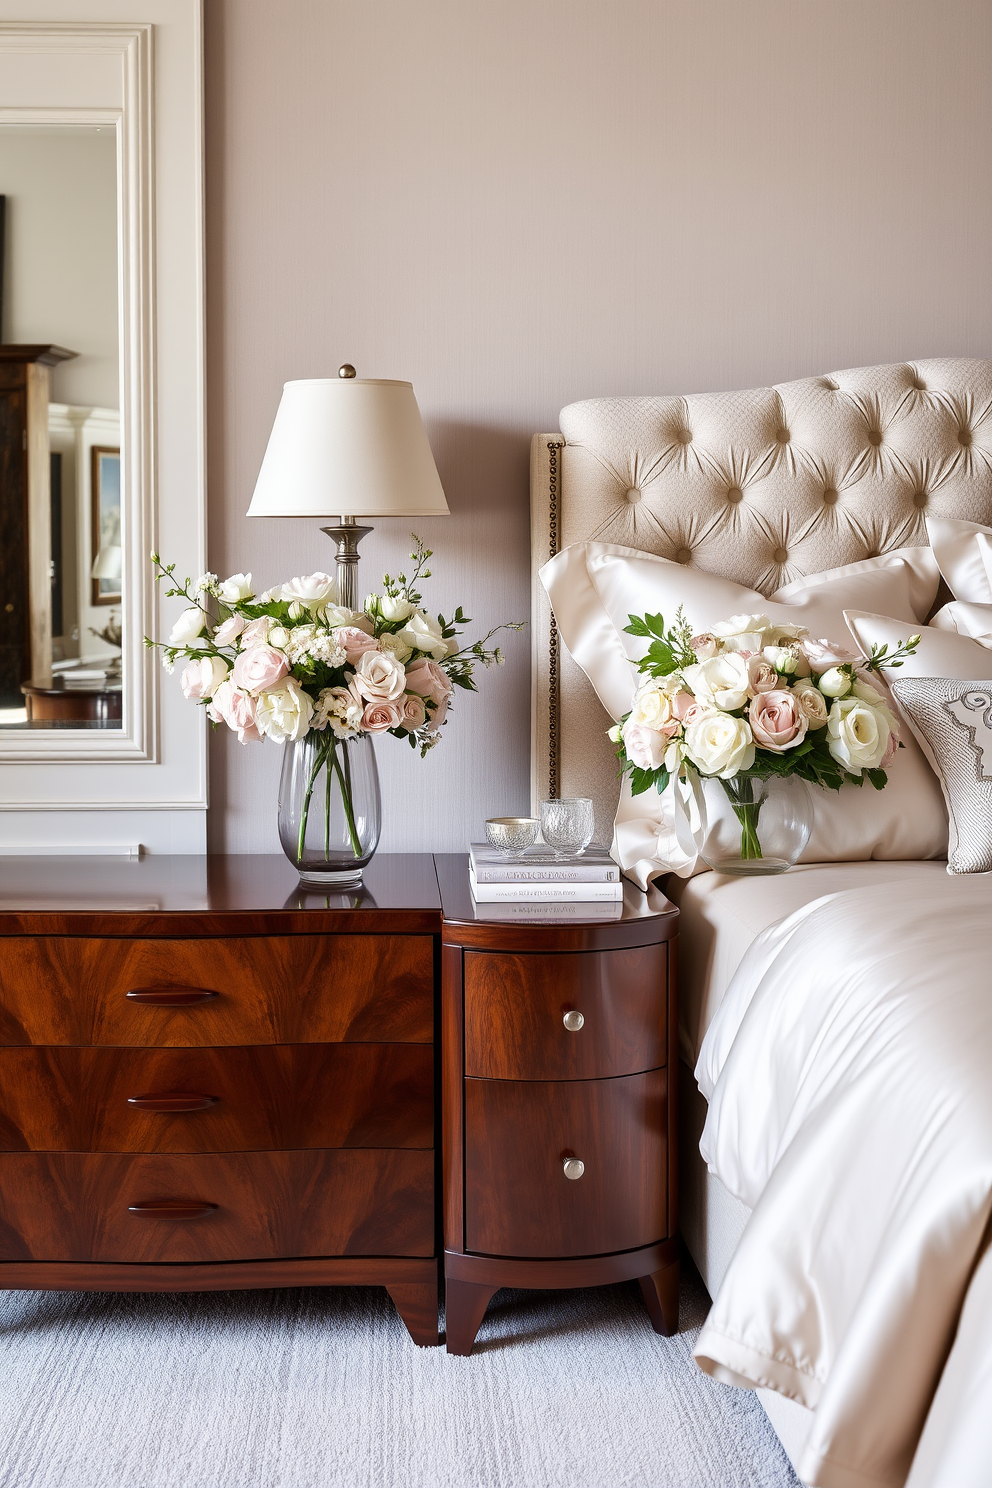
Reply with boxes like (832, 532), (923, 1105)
(463, 945), (667, 1080)
(0, 1044), (433, 1153)
(0, 935), (433, 1046)
(0, 1150), (435, 1262)
(464, 1070), (667, 1257)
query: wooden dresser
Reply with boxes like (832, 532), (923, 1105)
(0, 853), (441, 1346)
(436, 855), (679, 1356)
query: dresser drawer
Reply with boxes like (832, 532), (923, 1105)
(0, 1044), (432, 1153)
(463, 945), (667, 1081)
(464, 1070), (666, 1257)
(0, 1149), (434, 1262)
(0, 935), (433, 1046)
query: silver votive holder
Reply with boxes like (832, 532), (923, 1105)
(485, 817), (540, 855)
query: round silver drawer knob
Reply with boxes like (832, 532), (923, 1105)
(562, 1158), (585, 1181)
(562, 1010), (585, 1032)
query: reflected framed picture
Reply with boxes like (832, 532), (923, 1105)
(90, 445), (121, 606)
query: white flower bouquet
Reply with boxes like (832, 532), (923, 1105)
(148, 537), (521, 868)
(611, 608), (920, 863)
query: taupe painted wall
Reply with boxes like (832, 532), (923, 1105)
(204, 0), (992, 853)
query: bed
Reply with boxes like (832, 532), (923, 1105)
(529, 359), (992, 1488)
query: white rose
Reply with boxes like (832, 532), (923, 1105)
(818, 666), (852, 698)
(762, 644), (799, 676)
(622, 718), (668, 771)
(629, 684), (677, 731)
(682, 652), (750, 712)
(607, 722), (623, 743)
(169, 606), (206, 645)
(217, 572), (254, 603)
(325, 605), (373, 634)
(268, 625), (291, 650)
(255, 677), (315, 742)
(379, 632), (414, 663)
(711, 613), (772, 639)
(379, 593), (415, 623)
(352, 648), (407, 702)
(280, 572), (337, 612)
(396, 609), (447, 662)
(792, 679), (829, 728)
(683, 710), (755, 778)
(826, 696), (889, 774)
(851, 677), (899, 733)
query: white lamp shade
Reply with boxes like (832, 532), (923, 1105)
(90, 544), (122, 581)
(247, 378), (450, 519)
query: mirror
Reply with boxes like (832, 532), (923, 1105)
(0, 122), (122, 728)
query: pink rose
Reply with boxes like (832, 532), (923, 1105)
(748, 688), (808, 753)
(239, 616), (273, 647)
(426, 693), (450, 733)
(400, 694), (427, 731)
(208, 680), (263, 743)
(691, 634), (719, 660)
(181, 655), (229, 700)
(671, 690), (696, 721)
(214, 615), (246, 647)
(680, 700), (711, 728)
(802, 637), (858, 671)
(335, 626), (381, 664)
(352, 649), (406, 701)
(232, 644), (290, 694)
(404, 656), (453, 706)
(746, 656), (779, 694)
(621, 718), (667, 770)
(361, 698), (406, 733)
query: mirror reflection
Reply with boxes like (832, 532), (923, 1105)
(0, 123), (122, 728)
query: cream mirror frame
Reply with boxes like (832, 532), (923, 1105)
(0, 2), (206, 854)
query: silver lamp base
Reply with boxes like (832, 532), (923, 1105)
(321, 516), (373, 612)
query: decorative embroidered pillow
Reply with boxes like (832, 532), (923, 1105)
(890, 679), (992, 874)
(541, 543), (947, 885)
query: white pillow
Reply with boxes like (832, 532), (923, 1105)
(926, 516), (992, 603)
(541, 544), (947, 885)
(930, 600), (992, 647)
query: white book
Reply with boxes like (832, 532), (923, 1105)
(468, 842), (619, 883)
(469, 868), (624, 902)
(470, 898), (624, 922)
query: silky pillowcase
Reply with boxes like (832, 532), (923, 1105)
(541, 542), (948, 887)
(845, 613), (992, 874)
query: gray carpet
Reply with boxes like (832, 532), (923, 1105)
(0, 1267), (799, 1488)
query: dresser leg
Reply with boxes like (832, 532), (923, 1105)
(638, 1256), (680, 1336)
(444, 1279), (498, 1356)
(386, 1280), (440, 1347)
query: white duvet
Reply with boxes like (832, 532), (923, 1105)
(692, 877), (992, 1488)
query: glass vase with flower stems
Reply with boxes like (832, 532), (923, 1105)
(277, 729), (380, 887)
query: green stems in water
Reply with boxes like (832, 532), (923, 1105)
(296, 733), (362, 863)
(719, 775), (764, 861)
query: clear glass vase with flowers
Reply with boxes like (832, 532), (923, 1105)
(610, 607), (921, 875)
(148, 537), (523, 884)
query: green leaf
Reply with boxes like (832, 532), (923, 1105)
(865, 768), (887, 790)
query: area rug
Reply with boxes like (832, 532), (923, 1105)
(0, 1266), (799, 1488)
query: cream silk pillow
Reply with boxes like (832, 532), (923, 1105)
(926, 516), (992, 603)
(541, 543), (947, 885)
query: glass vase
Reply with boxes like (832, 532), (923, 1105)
(698, 774), (812, 876)
(277, 731), (381, 887)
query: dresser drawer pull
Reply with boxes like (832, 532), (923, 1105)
(562, 1010), (585, 1032)
(126, 1092), (219, 1113)
(126, 987), (219, 1005)
(562, 1158), (585, 1181)
(128, 1200), (218, 1219)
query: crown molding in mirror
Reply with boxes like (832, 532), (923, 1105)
(0, 3), (206, 827)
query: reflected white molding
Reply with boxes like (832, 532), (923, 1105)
(0, 3), (206, 836)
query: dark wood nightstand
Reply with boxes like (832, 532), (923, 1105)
(436, 854), (679, 1356)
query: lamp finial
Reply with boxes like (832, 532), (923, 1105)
(338, 363), (356, 379)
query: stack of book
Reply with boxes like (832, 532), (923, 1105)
(468, 842), (623, 902)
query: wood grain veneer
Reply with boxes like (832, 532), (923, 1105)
(0, 1044), (433, 1152)
(0, 1150), (435, 1262)
(0, 935), (433, 1046)
(464, 945), (667, 1080)
(464, 1069), (667, 1258)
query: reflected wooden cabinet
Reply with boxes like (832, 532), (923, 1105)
(438, 856), (680, 1356)
(0, 344), (76, 707)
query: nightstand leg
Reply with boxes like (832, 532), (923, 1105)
(444, 1279), (498, 1356)
(386, 1281), (440, 1347)
(639, 1256), (680, 1336)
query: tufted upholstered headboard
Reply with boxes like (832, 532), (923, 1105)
(530, 357), (992, 843)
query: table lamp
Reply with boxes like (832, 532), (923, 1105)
(246, 365), (449, 609)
